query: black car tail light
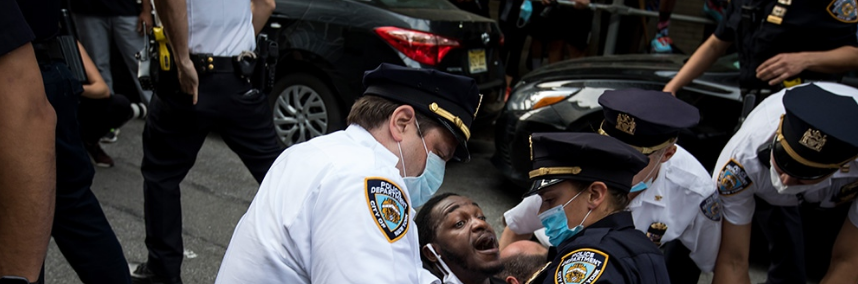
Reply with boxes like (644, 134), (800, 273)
(374, 26), (460, 66)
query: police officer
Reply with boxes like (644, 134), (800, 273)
(523, 132), (669, 284)
(131, 0), (279, 282)
(1, 1), (133, 283)
(501, 89), (721, 283)
(712, 82), (858, 284)
(214, 63), (483, 283)
(664, 0), (858, 111)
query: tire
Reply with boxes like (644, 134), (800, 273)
(269, 73), (343, 147)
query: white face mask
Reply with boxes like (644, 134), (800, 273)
(424, 245), (464, 284)
(769, 164), (823, 195)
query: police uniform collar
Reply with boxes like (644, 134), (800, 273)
(345, 124), (400, 167)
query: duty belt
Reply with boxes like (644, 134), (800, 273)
(189, 52), (257, 78)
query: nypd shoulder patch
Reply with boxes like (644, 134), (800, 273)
(699, 193), (723, 221)
(554, 248), (609, 284)
(365, 178), (410, 243)
(828, 0), (858, 23)
(717, 159), (753, 196)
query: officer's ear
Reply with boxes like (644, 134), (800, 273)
(660, 144), (678, 164)
(421, 243), (440, 263)
(505, 275), (520, 284)
(585, 182), (608, 210)
(389, 105), (417, 142)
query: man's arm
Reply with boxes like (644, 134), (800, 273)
(251, 0), (275, 35)
(78, 42), (110, 99)
(756, 46), (858, 86)
(0, 43), (57, 282)
(712, 221), (752, 284)
(152, 0), (198, 104)
(663, 35), (732, 94)
(820, 219), (858, 283)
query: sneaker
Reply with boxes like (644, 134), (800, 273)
(100, 128), (120, 143)
(704, 0), (726, 23)
(85, 142), (114, 168)
(651, 34), (673, 54)
(131, 102), (148, 120)
(130, 262), (183, 284)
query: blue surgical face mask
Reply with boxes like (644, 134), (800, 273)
(538, 191), (592, 247)
(517, 1), (533, 27)
(398, 121), (446, 208)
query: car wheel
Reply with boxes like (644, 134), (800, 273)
(269, 73), (343, 147)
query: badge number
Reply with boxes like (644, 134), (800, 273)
(365, 178), (410, 243)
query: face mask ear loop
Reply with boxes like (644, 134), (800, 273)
(397, 141), (407, 177)
(642, 149), (666, 183)
(425, 244), (453, 278)
(561, 189), (585, 208)
(578, 209), (593, 227)
(415, 120), (430, 154)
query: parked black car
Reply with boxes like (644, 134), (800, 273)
(492, 53), (743, 188)
(261, 0), (505, 147)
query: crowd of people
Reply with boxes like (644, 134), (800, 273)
(3, 0), (858, 284)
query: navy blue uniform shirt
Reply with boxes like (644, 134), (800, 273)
(528, 211), (670, 284)
(714, 0), (858, 89)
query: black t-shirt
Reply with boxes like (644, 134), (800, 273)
(0, 0), (61, 56)
(71, 0), (140, 17)
(714, 0), (858, 88)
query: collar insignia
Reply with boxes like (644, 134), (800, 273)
(799, 128), (827, 152)
(616, 113), (636, 135)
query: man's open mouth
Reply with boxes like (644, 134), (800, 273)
(474, 233), (498, 253)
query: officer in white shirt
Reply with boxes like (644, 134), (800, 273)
(499, 89), (721, 283)
(712, 82), (858, 284)
(214, 63), (483, 284)
(131, 0), (279, 283)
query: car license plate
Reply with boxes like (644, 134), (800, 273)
(468, 49), (487, 74)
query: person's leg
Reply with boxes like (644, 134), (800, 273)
(41, 62), (131, 284)
(72, 14), (114, 93)
(753, 197), (806, 284)
(110, 16), (153, 104)
(213, 75), (282, 183)
(140, 82), (209, 280)
(652, 0), (677, 53)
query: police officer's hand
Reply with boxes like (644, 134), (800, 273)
(756, 53), (809, 86)
(137, 10), (154, 36)
(572, 0), (590, 9)
(177, 57), (199, 104)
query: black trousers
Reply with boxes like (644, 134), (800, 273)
(78, 95), (132, 144)
(40, 61), (132, 283)
(753, 196), (806, 284)
(141, 69), (282, 279)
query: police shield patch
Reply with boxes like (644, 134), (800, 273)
(365, 178), (410, 243)
(699, 193), (723, 221)
(828, 0), (858, 23)
(718, 159), (753, 196)
(555, 249), (608, 284)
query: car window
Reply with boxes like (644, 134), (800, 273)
(357, 0), (457, 9)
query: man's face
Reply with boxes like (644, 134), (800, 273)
(770, 155), (834, 186)
(430, 195), (503, 275)
(401, 123), (457, 177)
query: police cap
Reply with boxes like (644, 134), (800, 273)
(362, 63), (483, 161)
(772, 83), (858, 179)
(598, 89), (700, 154)
(524, 132), (649, 196)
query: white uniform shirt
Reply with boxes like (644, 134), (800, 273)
(503, 146), (721, 272)
(215, 125), (430, 284)
(187, 0), (255, 56)
(713, 82), (858, 228)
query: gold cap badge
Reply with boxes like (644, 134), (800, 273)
(616, 113), (636, 135)
(799, 128), (827, 152)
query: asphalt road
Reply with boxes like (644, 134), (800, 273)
(44, 119), (777, 283)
